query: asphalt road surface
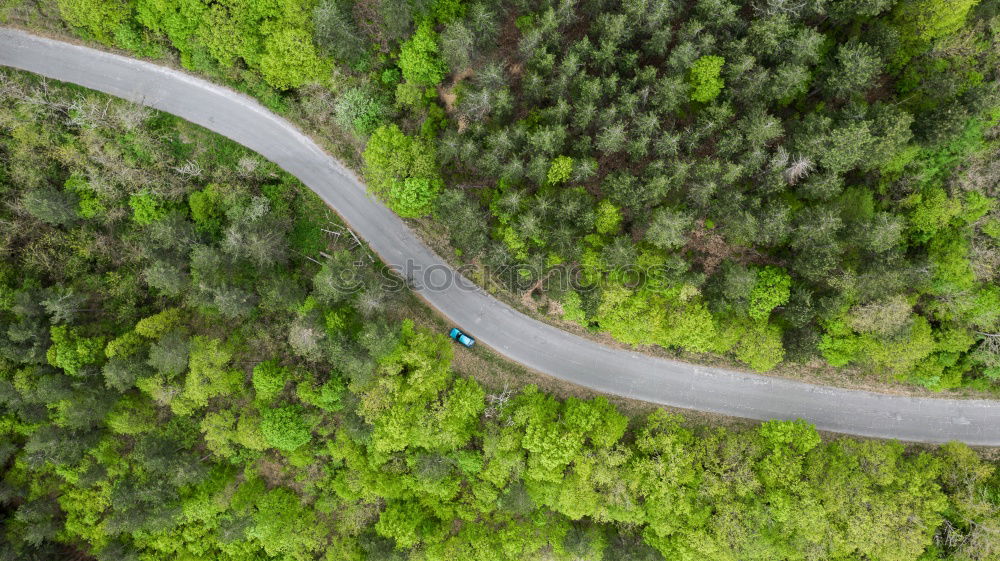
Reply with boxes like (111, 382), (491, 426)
(3, 27), (998, 445)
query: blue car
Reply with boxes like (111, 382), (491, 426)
(449, 327), (475, 348)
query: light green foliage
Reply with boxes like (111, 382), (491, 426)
(391, 177), (441, 218)
(106, 394), (158, 435)
(892, 0), (981, 47)
(200, 409), (239, 458)
(688, 55), (725, 102)
(395, 82), (426, 108)
(820, 315), (938, 382)
(56, 0), (131, 43)
(376, 500), (442, 549)
(295, 375), (345, 412)
(65, 175), (106, 218)
(47, 325), (104, 376)
(905, 187), (963, 243)
(247, 487), (326, 558)
(512, 388), (626, 483)
(134, 308), (183, 338)
(735, 321), (786, 371)
(595, 285), (720, 354)
(363, 124), (441, 217)
(546, 156), (573, 185)
(359, 321), (485, 456)
(128, 191), (169, 225)
(260, 405), (312, 451)
(252, 359), (289, 403)
(594, 200), (621, 235)
(173, 336), (241, 415)
(104, 331), (145, 359)
(928, 234), (976, 296)
(561, 290), (587, 325)
(398, 22), (448, 86)
(258, 29), (328, 90)
(188, 184), (225, 235)
(135, 0), (327, 89)
(748, 266), (791, 322)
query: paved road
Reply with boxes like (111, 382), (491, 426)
(3, 28), (998, 445)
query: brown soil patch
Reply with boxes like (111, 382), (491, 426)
(684, 219), (780, 274)
(438, 67), (474, 112)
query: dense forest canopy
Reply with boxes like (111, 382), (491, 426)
(11, 0), (998, 390)
(1, 68), (1000, 561)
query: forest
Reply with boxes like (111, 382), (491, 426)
(2, 0), (1000, 559)
(1, 67), (1000, 561)
(6, 0), (999, 390)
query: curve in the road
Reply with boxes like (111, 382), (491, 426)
(2, 27), (998, 445)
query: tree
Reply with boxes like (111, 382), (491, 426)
(546, 156), (573, 185)
(748, 266), (791, 322)
(56, 0), (131, 44)
(334, 87), (388, 136)
(594, 200), (622, 235)
(440, 21), (474, 72)
(260, 405), (312, 451)
(22, 189), (79, 226)
(313, 0), (366, 63)
(892, 0), (982, 50)
(735, 321), (786, 371)
(248, 487), (326, 558)
(46, 325), (104, 376)
(645, 208), (692, 250)
(688, 55), (725, 102)
(398, 22), (448, 86)
(827, 0), (895, 21)
(824, 41), (883, 98)
(252, 359), (290, 403)
(129, 191), (170, 225)
(363, 124), (442, 217)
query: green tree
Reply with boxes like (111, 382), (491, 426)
(258, 29), (328, 90)
(47, 325), (104, 376)
(252, 359), (290, 403)
(398, 22), (448, 86)
(129, 191), (169, 225)
(748, 266), (791, 322)
(688, 55), (725, 102)
(892, 0), (982, 49)
(824, 41), (883, 98)
(546, 156), (573, 185)
(363, 124), (442, 217)
(645, 208), (692, 250)
(260, 405), (312, 451)
(56, 0), (132, 44)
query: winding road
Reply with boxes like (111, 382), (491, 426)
(2, 27), (998, 445)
